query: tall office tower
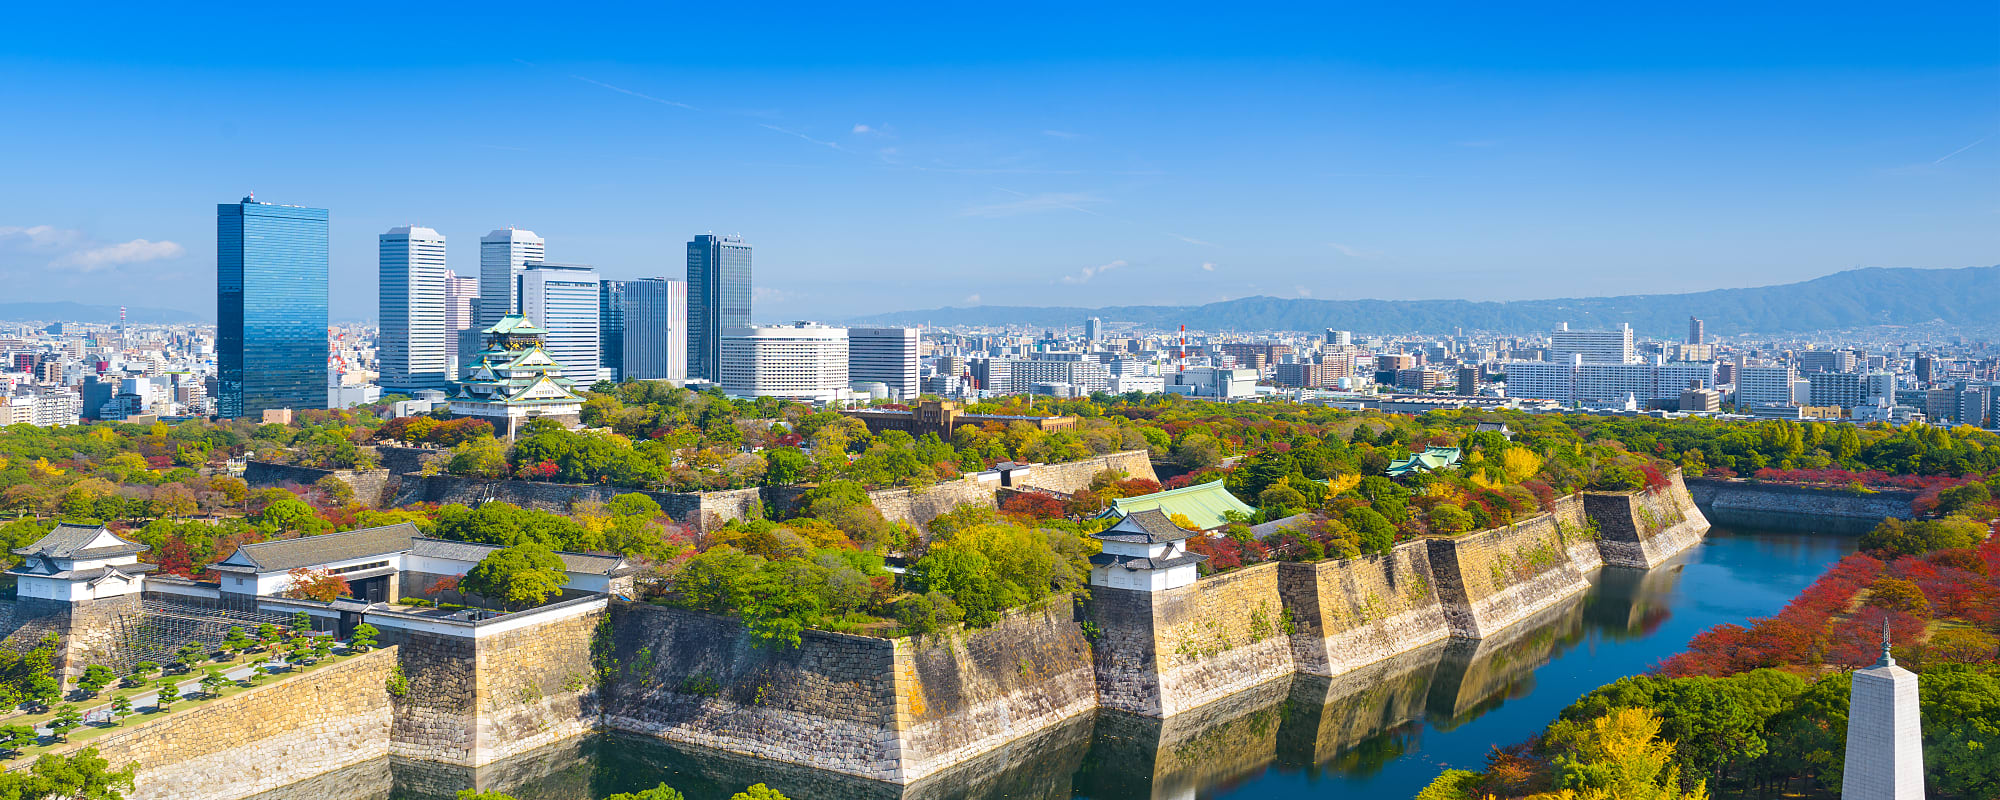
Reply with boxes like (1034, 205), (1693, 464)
(599, 280), (627, 381)
(1084, 317), (1102, 343)
(216, 195), (328, 417)
(1915, 354), (1934, 386)
(1325, 329), (1352, 347)
(478, 228), (545, 328)
(621, 278), (688, 381)
(377, 226), (449, 393)
(517, 263), (602, 382)
(443, 269), (478, 373)
(686, 234), (752, 382)
(1687, 316), (1705, 345)
(1548, 323), (1636, 364)
(849, 327), (921, 400)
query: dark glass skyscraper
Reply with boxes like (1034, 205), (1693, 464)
(217, 196), (329, 417)
(599, 279), (627, 381)
(686, 234), (751, 382)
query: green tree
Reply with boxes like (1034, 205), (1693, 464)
(461, 544), (568, 609)
(48, 704), (81, 742)
(729, 785), (792, 800)
(0, 724), (33, 758)
(350, 623), (380, 652)
(199, 669), (230, 698)
(763, 447), (811, 486)
(606, 784), (689, 800)
(0, 748), (137, 800)
(108, 695), (133, 724)
(75, 665), (115, 698)
(447, 436), (512, 479)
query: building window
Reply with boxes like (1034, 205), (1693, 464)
(328, 560), (390, 575)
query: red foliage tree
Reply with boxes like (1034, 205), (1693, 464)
(282, 568), (350, 603)
(999, 492), (1067, 520)
(151, 537), (199, 578)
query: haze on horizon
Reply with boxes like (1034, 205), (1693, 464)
(1, 1), (1995, 323)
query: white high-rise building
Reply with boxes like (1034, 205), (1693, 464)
(443, 269), (478, 374)
(621, 278), (688, 382)
(1503, 360), (1717, 406)
(1549, 323), (1637, 365)
(478, 228), (545, 329)
(848, 327), (921, 400)
(720, 322), (849, 402)
(517, 263), (601, 382)
(378, 226), (449, 392)
(1735, 365), (1798, 408)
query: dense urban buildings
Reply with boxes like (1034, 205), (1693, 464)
(687, 234), (753, 383)
(377, 225), (449, 393)
(215, 195), (329, 417)
(443, 269), (477, 374)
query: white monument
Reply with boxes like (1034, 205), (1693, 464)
(1842, 624), (1924, 800)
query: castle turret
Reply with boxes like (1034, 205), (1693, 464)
(1088, 509), (1206, 592)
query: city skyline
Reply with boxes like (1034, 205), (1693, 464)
(1, 3), (1994, 321)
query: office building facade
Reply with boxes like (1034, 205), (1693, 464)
(517, 263), (601, 383)
(378, 226), (449, 392)
(217, 196), (328, 417)
(477, 228), (544, 329)
(599, 280), (627, 381)
(443, 269), (478, 374)
(719, 322), (847, 402)
(848, 327), (921, 400)
(1735, 365), (1797, 408)
(687, 234), (752, 382)
(1504, 360), (1717, 406)
(620, 278), (688, 382)
(1549, 324), (1636, 365)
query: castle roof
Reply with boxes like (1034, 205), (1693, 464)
(11, 523), (146, 560)
(482, 313), (547, 336)
(1093, 509), (1198, 544)
(1099, 480), (1255, 531)
(211, 522), (422, 574)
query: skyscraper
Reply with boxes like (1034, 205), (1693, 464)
(621, 278), (688, 382)
(517, 262), (601, 382)
(216, 195), (328, 417)
(1084, 317), (1102, 343)
(687, 234), (752, 383)
(599, 280), (627, 382)
(1687, 316), (1705, 345)
(443, 269), (478, 374)
(478, 228), (545, 328)
(849, 327), (921, 400)
(378, 226), (449, 393)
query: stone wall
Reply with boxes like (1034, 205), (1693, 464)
(0, 597), (67, 654)
(1424, 499), (1595, 639)
(245, 461), (394, 508)
(470, 609), (604, 765)
(1584, 469), (1712, 568)
(1090, 561), (1296, 718)
(1015, 450), (1159, 493)
(863, 479), (1001, 532)
(25, 647), (399, 800)
(390, 630), (478, 765)
(389, 475), (762, 533)
(1278, 538), (1451, 678)
(1685, 477), (1916, 534)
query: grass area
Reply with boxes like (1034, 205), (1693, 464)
(0, 648), (366, 763)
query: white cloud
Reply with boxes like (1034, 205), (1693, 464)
(963, 294), (982, 305)
(852, 123), (874, 134)
(960, 192), (1103, 218)
(0, 225), (85, 250)
(1060, 259), (1127, 285)
(51, 239), (184, 272)
(1294, 285), (1313, 298)
(1328, 242), (1383, 259)
(1200, 262), (1216, 272)
(752, 287), (792, 303)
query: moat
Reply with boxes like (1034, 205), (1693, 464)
(244, 523), (1855, 800)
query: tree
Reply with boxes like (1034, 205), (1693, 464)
(312, 474), (356, 507)
(108, 695), (133, 724)
(461, 544), (568, 609)
(729, 785), (792, 800)
(0, 724), (33, 758)
(173, 641), (207, 673)
(199, 670), (229, 698)
(125, 662), (158, 687)
(290, 611), (314, 634)
(2, 748), (139, 800)
(763, 447), (811, 486)
(221, 626), (254, 655)
(1539, 707), (1710, 800)
(283, 568), (350, 602)
(350, 623), (379, 652)
(47, 704), (81, 742)
(447, 436), (511, 479)
(1429, 504), (1475, 534)
(607, 784), (689, 800)
(76, 665), (116, 698)
(154, 676), (179, 709)
(150, 482), (198, 519)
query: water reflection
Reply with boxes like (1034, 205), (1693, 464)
(240, 526), (1852, 800)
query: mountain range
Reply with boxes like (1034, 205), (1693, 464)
(846, 265), (2000, 336)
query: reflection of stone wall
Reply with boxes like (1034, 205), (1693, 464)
(1586, 469), (1710, 568)
(1425, 594), (1587, 727)
(1279, 539), (1450, 678)
(1091, 562), (1296, 717)
(1685, 477), (1914, 534)
(1425, 500), (1596, 639)
(1278, 641), (1447, 766)
(1084, 678), (1291, 800)
(21, 647), (399, 800)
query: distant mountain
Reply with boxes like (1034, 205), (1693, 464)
(0, 302), (205, 325)
(848, 265), (2000, 336)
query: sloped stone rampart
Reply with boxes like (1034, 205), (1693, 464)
(1278, 539), (1451, 678)
(1585, 469), (1711, 568)
(1424, 504), (1595, 639)
(1685, 477), (1916, 534)
(20, 647), (399, 800)
(1015, 450), (1159, 493)
(471, 609), (604, 765)
(1091, 561), (1296, 717)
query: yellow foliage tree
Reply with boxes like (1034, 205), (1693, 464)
(1531, 707), (1708, 800)
(1325, 473), (1361, 496)
(1501, 449), (1545, 483)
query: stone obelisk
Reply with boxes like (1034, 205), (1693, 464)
(1842, 623), (1924, 799)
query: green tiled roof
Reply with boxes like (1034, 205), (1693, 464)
(1387, 446), (1461, 477)
(483, 313), (548, 336)
(1100, 480), (1255, 531)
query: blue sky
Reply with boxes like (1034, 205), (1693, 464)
(1, 2), (1994, 322)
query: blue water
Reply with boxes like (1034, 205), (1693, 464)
(253, 525), (1856, 800)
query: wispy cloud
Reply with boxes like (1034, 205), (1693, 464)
(962, 294), (982, 305)
(1060, 259), (1127, 285)
(1200, 262), (1216, 272)
(0, 225), (84, 250)
(1170, 233), (1213, 246)
(1294, 285), (1313, 298)
(852, 123), (875, 134)
(960, 191), (1103, 218)
(1935, 133), (1995, 165)
(570, 75), (697, 110)
(752, 287), (793, 303)
(1042, 130), (1081, 139)
(53, 239), (184, 272)
(760, 124), (845, 151)
(1328, 242), (1383, 259)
